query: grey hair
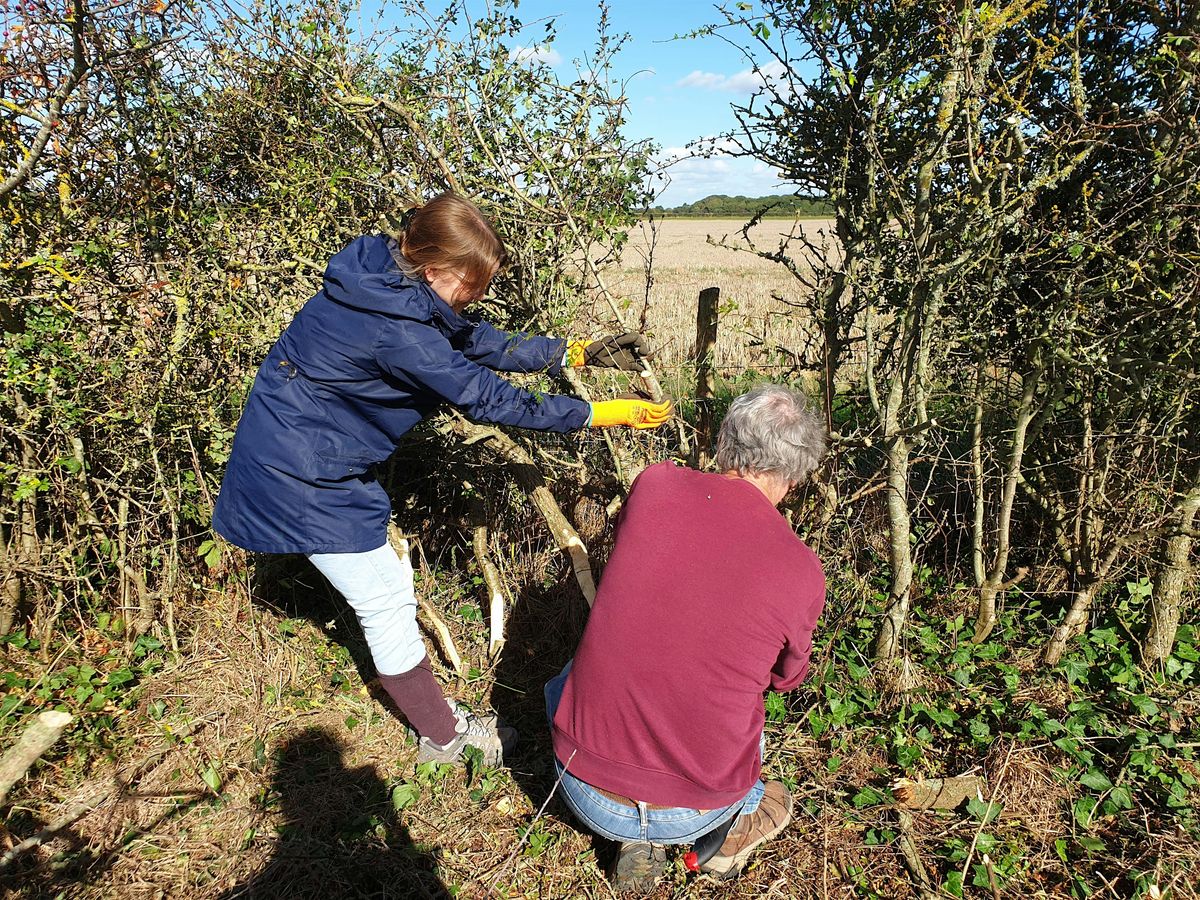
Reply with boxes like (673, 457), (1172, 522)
(715, 384), (827, 484)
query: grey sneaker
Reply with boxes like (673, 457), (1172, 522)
(610, 840), (668, 892)
(416, 707), (517, 767)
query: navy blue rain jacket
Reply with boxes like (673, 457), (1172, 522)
(212, 234), (590, 554)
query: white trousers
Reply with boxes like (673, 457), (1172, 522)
(306, 542), (425, 676)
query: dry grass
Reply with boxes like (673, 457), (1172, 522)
(6, 550), (1199, 899)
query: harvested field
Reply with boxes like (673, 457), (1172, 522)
(584, 217), (840, 375)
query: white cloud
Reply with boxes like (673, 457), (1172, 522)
(651, 146), (790, 207)
(675, 60), (789, 93)
(677, 70), (726, 89)
(509, 44), (562, 66)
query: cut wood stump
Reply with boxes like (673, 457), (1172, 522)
(892, 775), (986, 810)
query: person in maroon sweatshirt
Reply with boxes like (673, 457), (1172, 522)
(545, 383), (828, 890)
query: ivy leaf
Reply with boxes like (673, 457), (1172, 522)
(943, 871), (965, 897)
(1080, 769), (1113, 791)
(392, 782), (419, 812)
(1060, 657), (1089, 684)
(1129, 694), (1159, 717)
(851, 787), (885, 808)
(1103, 785), (1132, 813)
(201, 765), (222, 794)
(462, 744), (484, 787)
(1073, 796), (1100, 829)
(966, 796), (1003, 824)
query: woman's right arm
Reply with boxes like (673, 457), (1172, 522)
(375, 320), (590, 433)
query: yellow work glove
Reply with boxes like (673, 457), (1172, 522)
(566, 332), (650, 370)
(589, 398), (672, 429)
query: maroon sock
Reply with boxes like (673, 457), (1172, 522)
(377, 656), (459, 744)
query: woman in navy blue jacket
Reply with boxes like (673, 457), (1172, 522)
(213, 193), (669, 765)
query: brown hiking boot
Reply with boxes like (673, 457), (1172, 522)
(610, 840), (668, 892)
(699, 780), (793, 880)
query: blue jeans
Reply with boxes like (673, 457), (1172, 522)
(544, 662), (764, 845)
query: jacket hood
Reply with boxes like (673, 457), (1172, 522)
(321, 234), (474, 333)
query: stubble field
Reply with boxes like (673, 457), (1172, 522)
(588, 217), (839, 374)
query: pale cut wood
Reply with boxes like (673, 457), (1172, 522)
(470, 499), (509, 659)
(892, 775), (985, 810)
(0, 710), (73, 807)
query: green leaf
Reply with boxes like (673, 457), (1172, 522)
(943, 871), (965, 897)
(765, 690), (787, 722)
(1073, 796), (1100, 829)
(462, 744), (484, 786)
(1080, 769), (1113, 791)
(966, 796), (1003, 824)
(851, 787), (885, 808)
(1077, 835), (1105, 853)
(1103, 785), (1132, 814)
(1129, 694), (1158, 717)
(1061, 657), (1089, 684)
(201, 765), (222, 793)
(1055, 838), (1069, 863)
(392, 782), (420, 811)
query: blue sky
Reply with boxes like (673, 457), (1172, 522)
(365, 1), (792, 206)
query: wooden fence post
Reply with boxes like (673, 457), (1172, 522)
(693, 286), (720, 469)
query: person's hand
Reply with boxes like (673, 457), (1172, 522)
(567, 332), (651, 370)
(589, 398), (672, 429)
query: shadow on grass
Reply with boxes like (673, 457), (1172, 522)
(220, 726), (449, 900)
(486, 571), (628, 875)
(0, 788), (212, 898)
(248, 553), (377, 685)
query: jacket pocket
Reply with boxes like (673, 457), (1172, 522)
(311, 449), (376, 480)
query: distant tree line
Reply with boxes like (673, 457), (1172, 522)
(651, 193), (833, 218)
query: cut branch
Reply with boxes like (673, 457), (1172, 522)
(441, 413), (596, 605)
(387, 525), (464, 677)
(0, 711), (73, 808)
(470, 498), (509, 659)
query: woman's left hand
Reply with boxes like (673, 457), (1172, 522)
(567, 332), (651, 370)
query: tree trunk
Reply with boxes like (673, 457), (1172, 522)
(0, 533), (20, 637)
(874, 434), (914, 662)
(1143, 477), (1200, 666)
(1042, 580), (1098, 666)
(973, 362), (1040, 643)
